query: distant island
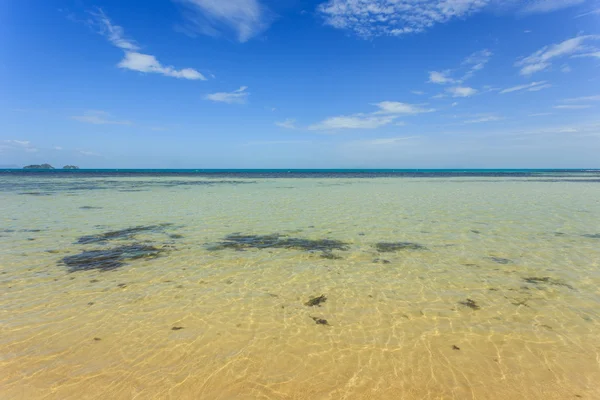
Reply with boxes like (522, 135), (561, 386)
(23, 164), (55, 169)
(22, 164), (80, 169)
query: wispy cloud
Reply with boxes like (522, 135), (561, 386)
(428, 71), (455, 85)
(562, 95), (600, 103)
(71, 110), (132, 125)
(1, 140), (39, 153)
(317, 0), (491, 38)
(428, 49), (491, 85)
(554, 105), (593, 109)
(309, 114), (396, 130)
(500, 81), (551, 94)
(516, 35), (600, 75)
(205, 86), (249, 104)
(412, 90), (425, 95)
(275, 119), (297, 129)
(174, 0), (271, 42)
(528, 112), (552, 117)
(461, 49), (492, 80)
(446, 86), (477, 97)
(464, 115), (502, 123)
(309, 101), (434, 131)
(364, 136), (421, 145)
(520, 0), (585, 14)
(575, 8), (600, 18)
(89, 8), (206, 80)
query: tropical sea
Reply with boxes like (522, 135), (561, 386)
(1, 169), (599, 399)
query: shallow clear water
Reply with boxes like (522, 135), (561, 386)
(1, 172), (600, 399)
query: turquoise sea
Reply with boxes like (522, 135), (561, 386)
(1, 170), (599, 399)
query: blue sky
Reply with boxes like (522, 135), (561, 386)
(1, 0), (599, 168)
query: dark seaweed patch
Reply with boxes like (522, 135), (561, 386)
(471, 230), (481, 234)
(523, 277), (574, 290)
(19, 192), (51, 196)
(488, 257), (512, 264)
(80, 206), (103, 210)
(373, 258), (391, 264)
(209, 233), (349, 253)
(582, 234), (600, 239)
(61, 244), (166, 272)
(305, 295), (327, 307)
(459, 298), (480, 310)
(76, 224), (174, 244)
(375, 242), (427, 252)
(320, 252), (342, 260)
(310, 316), (329, 326)
(169, 234), (184, 239)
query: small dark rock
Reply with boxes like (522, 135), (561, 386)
(171, 326), (184, 331)
(452, 345), (460, 350)
(375, 242), (427, 252)
(311, 316), (329, 326)
(488, 257), (512, 264)
(459, 298), (480, 310)
(305, 295), (327, 307)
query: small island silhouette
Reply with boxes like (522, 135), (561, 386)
(23, 164), (80, 169)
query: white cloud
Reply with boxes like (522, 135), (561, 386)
(365, 136), (420, 145)
(309, 114), (396, 130)
(1, 140), (38, 153)
(90, 9), (206, 80)
(572, 51), (600, 58)
(464, 115), (502, 123)
(54, 146), (63, 150)
(516, 35), (600, 75)
(562, 95), (600, 102)
(575, 8), (600, 18)
(461, 49), (492, 79)
(521, 0), (585, 14)
(500, 81), (550, 94)
(428, 71), (455, 84)
(451, 102), (458, 107)
(554, 105), (593, 109)
(205, 86), (249, 104)
(175, 0), (271, 42)
(90, 8), (139, 51)
(275, 119), (297, 129)
(71, 110), (132, 125)
(412, 90), (425, 95)
(561, 64), (572, 73)
(528, 112), (552, 117)
(447, 86), (477, 97)
(317, 0), (492, 38)
(428, 49), (491, 85)
(374, 101), (434, 114)
(309, 101), (434, 131)
(117, 52), (205, 79)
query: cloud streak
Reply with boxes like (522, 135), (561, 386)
(90, 8), (206, 80)
(174, 0), (271, 42)
(205, 86), (249, 104)
(71, 110), (132, 125)
(516, 35), (600, 75)
(500, 81), (551, 94)
(309, 101), (434, 131)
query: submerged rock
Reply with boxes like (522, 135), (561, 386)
(209, 233), (350, 253)
(61, 244), (166, 272)
(523, 276), (574, 290)
(375, 242), (427, 252)
(488, 257), (513, 264)
(310, 316), (329, 326)
(76, 224), (174, 244)
(305, 295), (327, 307)
(459, 298), (480, 310)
